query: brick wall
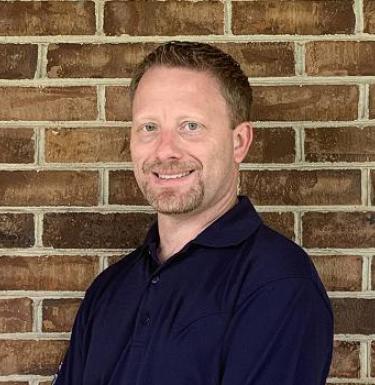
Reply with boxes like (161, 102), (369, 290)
(0, 0), (374, 383)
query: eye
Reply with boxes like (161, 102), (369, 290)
(142, 122), (158, 132)
(181, 121), (201, 132)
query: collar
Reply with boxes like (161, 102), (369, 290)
(143, 196), (262, 253)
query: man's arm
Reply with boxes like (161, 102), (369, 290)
(219, 277), (333, 385)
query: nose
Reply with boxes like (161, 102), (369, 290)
(154, 128), (183, 161)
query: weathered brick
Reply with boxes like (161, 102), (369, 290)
(105, 86), (132, 121)
(104, 1), (224, 36)
(45, 127), (131, 163)
(306, 41), (375, 76)
(42, 298), (81, 332)
(371, 170), (375, 206)
(0, 45), (38, 79)
(0, 382), (28, 385)
(369, 85), (375, 119)
(0, 255), (99, 291)
(47, 43), (157, 78)
(329, 341), (360, 378)
(215, 43), (295, 77)
(259, 212), (295, 240)
(0, 87), (97, 121)
(244, 127), (295, 163)
(43, 212), (155, 249)
(108, 254), (127, 266)
(364, 0), (375, 32)
(109, 171), (147, 205)
(371, 341), (375, 377)
(311, 255), (362, 291)
(0, 1), (95, 36)
(332, 298), (375, 334)
(239, 170), (361, 205)
(232, 1), (355, 35)
(0, 128), (35, 164)
(0, 298), (33, 333)
(0, 340), (68, 375)
(302, 212), (375, 248)
(252, 85), (358, 121)
(0, 171), (98, 206)
(0, 213), (34, 248)
(305, 126), (375, 162)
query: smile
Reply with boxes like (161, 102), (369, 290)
(152, 170), (195, 182)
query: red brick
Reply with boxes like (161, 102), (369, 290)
(232, 1), (355, 35)
(0, 340), (68, 375)
(332, 298), (375, 334)
(0, 45), (38, 79)
(47, 43), (157, 78)
(45, 127), (131, 163)
(108, 254), (127, 266)
(0, 298), (33, 333)
(0, 128), (35, 163)
(239, 170), (361, 205)
(42, 298), (81, 332)
(109, 171), (147, 205)
(329, 341), (360, 378)
(104, 1), (224, 36)
(302, 212), (375, 248)
(0, 1), (95, 36)
(252, 85), (358, 121)
(259, 212), (295, 240)
(306, 41), (375, 76)
(368, 85), (375, 119)
(364, 0), (375, 33)
(215, 43), (295, 77)
(105, 86), (132, 121)
(43, 212), (155, 249)
(244, 127), (295, 163)
(311, 255), (362, 291)
(371, 341), (375, 377)
(0, 171), (98, 206)
(0, 255), (99, 291)
(0, 87), (97, 121)
(305, 126), (375, 162)
(0, 213), (34, 248)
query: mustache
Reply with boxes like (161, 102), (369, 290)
(142, 160), (201, 174)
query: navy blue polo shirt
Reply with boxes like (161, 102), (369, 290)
(54, 196), (333, 385)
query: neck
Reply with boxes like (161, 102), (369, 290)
(157, 193), (238, 263)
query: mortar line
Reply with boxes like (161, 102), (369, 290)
(355, 0), (365, 33)
(363, 83), (370, 120)
(34, 44), (47, 79)
(294, 124), (304, 163)
(362, 168), (369, 206)
(99, 168), (106, 206)
(100, 255), (107, 272)
(368, 168), (373, 206)
(95, 0), (104, 35)
(360, 340), (369, 378)
(369, 255), (373, 291)
(102, 168), (109, 205)
(224, 0), (233, 35)
(294, 211), (302, 245)
(97, 85), (106, 121)
(34, 298), (43, 333)
(362, 255), (370, 291)
(37, 126), (45, 165)
(34, 212), (43, 248)
(294, 42), (305, 76)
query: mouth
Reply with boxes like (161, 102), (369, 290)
(154, 170), (194, 180)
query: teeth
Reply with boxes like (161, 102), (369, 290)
(158, 171), (191, 180)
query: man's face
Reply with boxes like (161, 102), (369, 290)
(130, 66), (246, 215)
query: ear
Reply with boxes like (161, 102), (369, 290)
(232, 121), (253, 164)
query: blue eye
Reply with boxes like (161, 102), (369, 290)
(183, 121), (200, 131)
(143, 123), (157, 132)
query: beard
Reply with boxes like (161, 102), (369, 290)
(137, 160), (205, 215)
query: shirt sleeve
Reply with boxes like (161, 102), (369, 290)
(219, 277), (333, 385)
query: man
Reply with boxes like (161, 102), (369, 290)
(54, 42), (333, 385)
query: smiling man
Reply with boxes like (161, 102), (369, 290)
(54, 42), (333, 385)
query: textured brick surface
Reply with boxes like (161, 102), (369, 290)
(105, 86), (132, 121)
(45, 127), (131, 163)
(232, 1), (355, 35)
(239, 170), (361, 205)
(0, 171), (98, 206)
(0, 213), (34, 248)
(364, 0), (375, 33)
(252, 86), (358, 121)
(0, 45), (38, 79)
(109, 171), (147, 205)
(369, 85), (375, 119)
(43, 212), (155, 249)
(0, 340), (68, 375)
(42, 298), (81, 332)
(0, 298), (33, 333)
(47, 43), (157, 78)
(104, 1), (224, 36)
(305, 126), (375, 162)
(0, 87), (97, 121)
(0, 1), (95, 36)
(258, 212), (295, 240)
(332, 298), (375, 334)
(329, 341), (360, 378)
(311, 255), (362, 291)
(245, 127), (295, 163)
(306, 41), (375, 76)
(0, 255), (99, 291)
(0, 128), (35, 164)
(302, 212), (375, 248)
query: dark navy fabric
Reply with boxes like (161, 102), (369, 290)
(54, 196), (333, 385)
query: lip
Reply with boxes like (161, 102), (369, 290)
(150, 170), (196, 186)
